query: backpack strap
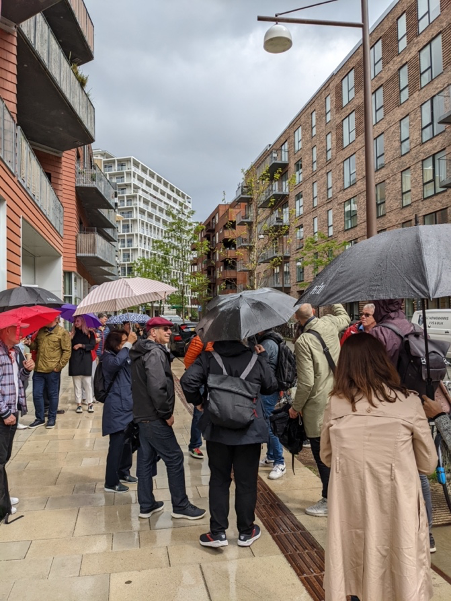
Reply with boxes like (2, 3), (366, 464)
(305, 330), (336, 375)
(379, 322), (404, 338)
(210, 350), (228, 376)
(240, 353), (259, 380)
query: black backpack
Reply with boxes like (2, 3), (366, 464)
(260, 333), (297, 391)
(270, 402), (306, 472)
(93, 358), (121, 403)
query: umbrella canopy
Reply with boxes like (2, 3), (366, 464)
(196, 288), (297, 342)
(0, 305), (61, 336)
(296, 225), (451, 307)
(107, 313), (149, 325)
(74, 278), (177, 316)
(59, 304), (101, 329)
(0, 286), (63, 311)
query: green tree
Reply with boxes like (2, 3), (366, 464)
(297, 231), (347, 289)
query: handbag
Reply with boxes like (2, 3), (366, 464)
(270, 401), (306, 473)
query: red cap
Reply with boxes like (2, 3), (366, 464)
(145, 317), (174, 331)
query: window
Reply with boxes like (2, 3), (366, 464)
(401, 168), (411, 206)
(284, 263), (291, 286)
(295, 192), (303, 217)
(423, 149), (447, 198)
(312, 146), (317, 171)
(342, 69), (355, 106)
(313, 216), (318, 237)
(294, 126), (302, 153)
(311, 111), (316, 137)
(296, 225), (304, 248)
(344, 198), (357, 230)
(399, 64), (409, 104)
(346, 239), (358, 249)
(326, 133), (332, 161)
(398, 13), (407, 52)
(312, 181), (318, 207)
(327, 171), (332, 199)
(399, 116), (410, 155)
(122, 224), (130, 233)
(281, 171), (289, 192)
(327, 209), (333, 236)
(372, 86), (384, 124)
(421, 92), (446, 142)
(374, 134), (385, 170)
(342, 111), (355, 147)
(295, 160), (303, 184)
(420, 35), (443, 88)
(418, 0), (440, 33)
(343, 155), (356, 188)
(325, 95), (331, 123)
(281, 140), (289, 161)
(296, 260), (304, 283)
(123, 252), (131, 262)
(402, 220), (412, 228)
(371, 39), (382, 78)
(424, 208), (448, 225)
(376, 182), (386, 217)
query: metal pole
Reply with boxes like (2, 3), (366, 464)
(257, 15), (363, 28)
(421, 298), (434, 399)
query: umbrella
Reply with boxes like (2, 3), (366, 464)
(196, 288), (297, 342)
(0, 286), (63, 311)
(0, 305), (61, 336)
(107, 313), (149, 325)
(59, 304), (101, 329)
(74, 278), (177, 316)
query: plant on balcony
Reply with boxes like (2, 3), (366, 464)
(296, 231), (347, 290)
(71, 62), (89, 90)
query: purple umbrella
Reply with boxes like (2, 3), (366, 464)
(60, 304), (101, 328)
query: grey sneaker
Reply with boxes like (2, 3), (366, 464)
(171, 503), (206, 520)
(305, 497), (328, 517)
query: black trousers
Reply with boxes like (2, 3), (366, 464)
(206, 440), (261, 536)
(310, 437), (330, 499)
(105, 430), (133, 488)
(0, 414), (17, 520)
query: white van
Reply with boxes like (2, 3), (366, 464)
(411, 309), (451, 348)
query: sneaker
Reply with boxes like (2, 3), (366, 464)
(104, 483), (129, 493)
(76, 405), (83, 413)
(139, 501), (164, 519)
(56, 409), (65, 415)
(268, 464), (286, 480)
(305, 497), (328, 517)
(16, 422), (28, 430)
(46, 419), (56, 429)
(171, 503), (206, 520)
(10, 497), (19, 505)
(238, 524), (261, 547)
(259, 457), (274, 467)
(200, 532), (228, 548)
(430, 533), (436, 553)
(28, 419), (45, 429)
(303, 439), (311, 448)
(189, 448), (204, 459)
(119, 475), (138, 483)
(87, 404), (94, 413)
(10, 506), (17, 515)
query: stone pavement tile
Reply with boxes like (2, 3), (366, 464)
(13, 452), (68, 464)
(0, 508), (78, 543)
(73, 432), (103, 439)
(168, 543), (253, 566)
(249, 531), (283, 557)
(73, 483), (96, 494)
(15, 440), (49, 454)
(65, 451), (107, 464)
(431, 570), (451, 601)
(49, 554), (82, 578)
(112, 531), (140, 551)
(27, 534), (112, 558)
(309, 529), (327, 549)
(8, 484), (74, 498)
(7, 462), (29, 472)
(93, 438), (109, 450)
(154, 474), (210, 488)
(81, 457), (100, 466)
(0, 557), (52, 581)
(16, 497), (48, 512)
(73, 504), (150, 537)
(45, 493), (114, 510)
(201, 555), (312, 601)
(140, 525), (205, 548)
(31, 432), (75, 441)
(0, 541), (30, 561)
(80, 546), (169, 576)
(277, 486), (324, 514)
(0, 581), (14, 601)
(109, 565), (209, 601)
(56, 465), (106, 485)
(8, 574), (110, 601)
(147, 502), (210, 531)
(8, 468), (61, 489)
(113, 491), (137, 505)
(45, 439), (96, 453)
(293, 511), (328, 533)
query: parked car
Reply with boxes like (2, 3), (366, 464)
(160, 315), (184, 324)
(170, 322), (197, 356)
(412, 308), (451, 382)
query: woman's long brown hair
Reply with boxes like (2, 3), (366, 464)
(330, 333), (408, 411)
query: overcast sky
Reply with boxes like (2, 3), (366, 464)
(83, 0), (395, 220)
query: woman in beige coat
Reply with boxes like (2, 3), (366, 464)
(320, 333), (437, 602)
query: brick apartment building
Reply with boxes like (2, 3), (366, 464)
(195, 0), (451, 319)
(0, 0), (117, 303)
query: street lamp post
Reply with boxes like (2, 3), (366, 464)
(258, 0), (377, 238)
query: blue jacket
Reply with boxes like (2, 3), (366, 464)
(101, 347), (133, 436)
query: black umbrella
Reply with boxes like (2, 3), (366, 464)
(196, 288), (297, 342)
(0, 286), (64, 312)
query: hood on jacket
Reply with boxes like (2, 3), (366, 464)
(256, 330), (283, 345)
(213, 340), (250, 357)
(372, 299), (405, 324)
(129, 338), (167, 361)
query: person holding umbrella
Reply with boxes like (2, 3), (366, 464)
(69, 317), (96, 414)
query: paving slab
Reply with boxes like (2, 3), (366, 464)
(8, 574), (110, 601)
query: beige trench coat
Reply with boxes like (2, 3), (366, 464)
(320, 391), (437, 601)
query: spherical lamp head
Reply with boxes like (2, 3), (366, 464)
(263, 24), (293, 54)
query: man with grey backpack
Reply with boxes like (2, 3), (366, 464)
(180, 339), (278, 548)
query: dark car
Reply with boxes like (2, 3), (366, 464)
(170, 322), (198, 356)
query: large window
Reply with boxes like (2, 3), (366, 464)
(325, 95), (331, 123)
(418, 0), (440, 33)
(372, 86), (384, 124)
(281, 140), (289, 161)
(295, 159), (303, 184)
(296, 225), (304, 248)
(343, 154), (356, 189)
(424, 208), (448, 225)
(327, 209), (333, 236)
(374, 134), (385, 170)
(421, 92), (446, 142)
(343, 111), (355, 147)
(344, 198), (357, 230)
(371, 39), (382, 78)
(295, 192), (303, 217)
(399, 64), (409, 104)
(296, 260), (304, 283)
(327, 170), (332, 199)
(401, 168), (411, 207)
(294, 126), (302, 153)
(312, 146), (317, 171)
(420, 35), (443, 88)
(423, 149), (447, 198)
(311, 110), (316, 137)
(326, 132), (332, 161)
(398, 13), (407, 52)
(400, 116), (410, 155)
(312, 181), (318, 208)
(313, 216), (318, 237)
(376, 182), (386, 217)
(342, 69), (355, 107)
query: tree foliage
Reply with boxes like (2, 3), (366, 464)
(297, 231), (347, 288)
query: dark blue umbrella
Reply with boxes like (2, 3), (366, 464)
(107, 312), (149, 325)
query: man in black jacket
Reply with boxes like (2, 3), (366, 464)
(130, 317), (205, 521)
(181, 340), (278, 548)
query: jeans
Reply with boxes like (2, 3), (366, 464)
(310, 437), (330, 499)
(261, 392), (284, 465)
(206, 440), (261, 535)
(420, 474), (433, 532)
(0, 414), (17, 520)
(33, 371), (61, 422)
(105, 430), (133, 488)
(188, 407), (203, 451)
(137, 420), (189, 513)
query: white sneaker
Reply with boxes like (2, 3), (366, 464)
(10, 497), (19, 505)
(16, 423), (28, 430)
(305, 497), (328, 517)
(268, 464), (286, 480)
(10, 506), (17, 515)
(259, 457), (274, 467)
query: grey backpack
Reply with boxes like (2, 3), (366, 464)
(207, 351), (260, 430)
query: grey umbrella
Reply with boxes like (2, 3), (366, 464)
(196, 288), (297, 342)
(0, 285), (64, 311)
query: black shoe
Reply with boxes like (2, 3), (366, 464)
(119, 475), (138, 484)
(56, 410), (65, 415)
(139, 501), (164, 519)
(46, 419), (56, 429)
(104, 483), (129, 493)
(430, 533), (436, 553)
(199, 532), (228, 548)
(28, 419), (45, 429)
(238, 524), (261, 547)
(171, 503), (206, 520)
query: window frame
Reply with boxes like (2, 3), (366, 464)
(312, 181), (318, 208)
(326, 170), (333, 199)
(295, 192), (303, 217)
(326, 132), (332, 161)
(312, 146), (317, 171)
(418, 0), (441, 33)
(371, 39), (383, 79)
(313, 216), (318, 237)
(376, 181), (386, 217)
(327, 208), (333, 236)
(398, 13), (407, 53)
(419, 34), (443, 88)
(399, 64), (409, 104)
(422, 149), (447, 198)
(311, 110), (316, 137)
(344, 198), (358, 230)
(342, 69), (355, 107)
(342, 111), (355, 148)
(343, 154), (356, 189)
(296, 224), (304, 248)
(424, 208), (448, 225)
(294, 126), (302, 153)
(372, 86), (384, 124)
(400, 116), (410, 155)
(421, 92), (446, 142)
(401, 168), (411, 207)
(374, 133), (385, 170)
(295, 159), (303, 185)
(325, 95), (331, 123)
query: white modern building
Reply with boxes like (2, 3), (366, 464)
(93, 151), (192, 278)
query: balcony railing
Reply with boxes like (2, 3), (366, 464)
(77, 229), (116, 266)
(260, 148), (289, 178)
(259, 212), (289, 234)
(237, 261), (251, 272)
(258, 181), (289, 208)
(236, 236), (253, 248)
(69, 0), (94, 53)
(233, 183), (252, 202)
(236, 208), (254, 225)
(219, 270), (237, 279)
(76, 165), (116, 209)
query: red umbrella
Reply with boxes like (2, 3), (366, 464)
(0, 305), (61, 336)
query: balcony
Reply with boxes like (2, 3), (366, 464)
(438, 153), (451, 189)
(76, 165), (116, 227)
(77, 229), (117, 280)
(259, 246), (290, 264)
(219, 270), (237, 280)
(237, 236), (253, 248)
(236, 208), (254, 225)
(43, 0), (94, 65)
(98, 210), (118, 243)
(17, 13), (95, 152)
(437, 87), (451, 125)
(259, 212), (289, 235)
(269, 276), (283, 289)
(258, 181), (289, 209)
(205, 220), (215, 232)
(0, 0), (60, 24)
(233, 183), (252, 203)
(221, 287), (238, 295)
(218, 228), (237, 242)
(237, 261), (251, 272)
(219, 249), (237, 260)
(218, 208), (236, 229)
(261, 148), (289, 178)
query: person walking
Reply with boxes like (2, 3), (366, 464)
(291, 303), (350, 517)
(181, 339), (278, 548)
(29, 317), (71, 429)
(102, 329), (139, 493)
(321, 333), (437, 602)
(130, 317), (205, 520)
(0, 324), (34, 519)
(69, 317), (96, 414)
(340, 303), (376, 345)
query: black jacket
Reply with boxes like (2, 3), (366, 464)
(180, 340), (278, 445)
(68, 329), (95, 377)
(130, 338), (175, 422)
